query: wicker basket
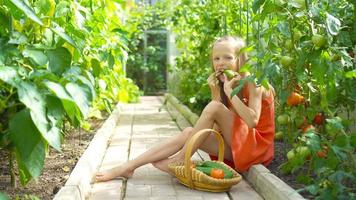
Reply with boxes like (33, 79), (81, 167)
(168, 129), (242, 192)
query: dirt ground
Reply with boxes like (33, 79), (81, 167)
(0, 115), (107, 200)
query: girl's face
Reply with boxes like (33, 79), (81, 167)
(212, 41), (239, 82)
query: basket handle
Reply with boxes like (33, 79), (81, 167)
(184, 128), (225, 188)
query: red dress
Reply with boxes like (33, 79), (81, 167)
(210, 85), (275, 172)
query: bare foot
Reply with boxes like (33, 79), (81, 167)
(152, 156), (183, 174)
(95, 165), (134, 182)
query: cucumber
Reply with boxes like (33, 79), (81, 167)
(196, 161), (233, 178)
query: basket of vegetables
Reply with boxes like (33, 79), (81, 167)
(168, 129), (242, 192)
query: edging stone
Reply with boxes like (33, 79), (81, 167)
(53, 104), (122, 200)
(164, 93), (306, 200)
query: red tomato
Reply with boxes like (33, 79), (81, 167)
(313, 113), (324, 125)
(210, 168), (224, 179)
(316, 150), (327, 158)
(302, 124), (315, 133)
(287, 92), (304, 106)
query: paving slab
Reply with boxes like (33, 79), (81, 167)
(88, 96), (262, 200)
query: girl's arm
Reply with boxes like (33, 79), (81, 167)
(224, 79), (263, 128)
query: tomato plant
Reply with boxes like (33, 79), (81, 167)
(159, 0), (355, 198)
(0, 0), (140, 187)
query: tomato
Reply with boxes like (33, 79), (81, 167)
(313, 113), (324, 125)
(312, 34), (327, 48)
(223, 69), (235, 80)
(280, 56), (294, 68)
(293, 30), (303, 41)
(210, 168), (224, 179)
(295, 116), (307, 128)
(316, 150), (327, 158)
(301, 124), (315, 133)
(285, 40), (293, 50)
(277, 114), (290, 125)
(287, 92), (304, 106)
(275, 131), (284, 140)
(287, 146), (311, 160)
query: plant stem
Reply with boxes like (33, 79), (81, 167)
(9, 150), (16, 188)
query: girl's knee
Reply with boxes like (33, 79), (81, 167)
(182, 127), (194, 137)
(204, 101), (224, 116)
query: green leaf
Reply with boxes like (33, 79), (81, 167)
(9, 109), (45, 183)
(77, 75), (95, 101)
(23, 48), (48, 67)
(34, 0), (50, 14)
(345, 70), (356, 78)
(44, 81), (82, 125)
(252, 0), (266, 13)
(238, 45), (254, 55)
(230, 80), (245, 98)
(50, 22), (76, 47)
(0, 10), (10, 35)
(46, 47), (72, 75)
(17, 81), (61, 151)
(326, 13), (341, 36)
(9, 0), (43, 25)
(91, 58), (102, 76)
(46, 96), (64, 152)
(66, 82), (90, 117)
(0, 66), (20, 87)
(108, 52), (115, 69)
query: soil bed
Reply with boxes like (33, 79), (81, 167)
(267, 140), (313, 199)
(0, 114), (107, 200)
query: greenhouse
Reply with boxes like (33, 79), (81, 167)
(0, 0), (355, 199)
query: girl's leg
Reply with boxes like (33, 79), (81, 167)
(96, 127), (194, 182)
(152, 101), (235, 172)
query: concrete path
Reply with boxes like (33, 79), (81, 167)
(89, 96), (263, 200)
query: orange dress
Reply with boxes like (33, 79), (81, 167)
(210, 85), (275, 172)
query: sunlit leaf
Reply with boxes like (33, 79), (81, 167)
(326, 13), (341, 36)
(50, 22), (76, 47)
(0, 66), (20, 87)
(43, 81), (82, 125)
(345, 70), (356, 78)
(9, 0), (43, 25)
(23, 48), (48, 67)
(17, 81), (61, 151)
(66, 82), (91, 117)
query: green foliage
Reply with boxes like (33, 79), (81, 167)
(0, 0), (140, 186)
(126, 4), (168, 95)
(156, 0), (355, 198)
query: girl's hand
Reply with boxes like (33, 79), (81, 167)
(207, 72), (220, 89)
(207, 72), (221, 101)
(223, 73), (241, 99)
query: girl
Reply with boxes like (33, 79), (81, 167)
(96, 36), (275, 182)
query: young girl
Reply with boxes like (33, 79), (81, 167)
(96, 36), (275, 182)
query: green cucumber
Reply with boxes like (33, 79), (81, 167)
(196, 161), (233, 178)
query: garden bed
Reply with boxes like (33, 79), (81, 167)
(267, 141), (310, 198)
(0, 114), (108, 200)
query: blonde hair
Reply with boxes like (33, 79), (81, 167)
(212, 36), (248, 69)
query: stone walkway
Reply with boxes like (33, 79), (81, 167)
(89, 96), (263, 200)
